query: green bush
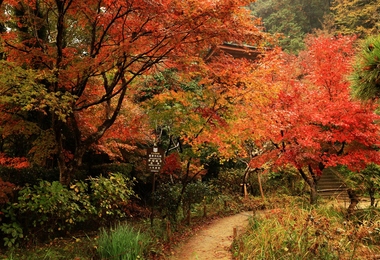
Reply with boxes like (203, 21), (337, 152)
(0, 172), (136, 247)
(0, 180), (92, 246)
(153, 183), (182, 222)
(266, 168), (305, 196)
(183, 181), (212, 209)
(97, 222), (151, 260)
(89, 173), (136, 224)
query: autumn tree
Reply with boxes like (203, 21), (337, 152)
(331, 0), (380, 37)
(0, 0), (263, 184)
(246, 35), (380, 204)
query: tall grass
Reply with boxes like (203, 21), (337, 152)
(234, 202), (380, 260)
(97, 222), (151, 260)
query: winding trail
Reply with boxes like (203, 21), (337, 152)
(169, 211), (253, 260)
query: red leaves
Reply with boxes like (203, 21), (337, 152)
(161, 152), (181, 176)
(0, 178), (16, 206)
(0, 153), (29, 169)
(249, 35), (380, 172)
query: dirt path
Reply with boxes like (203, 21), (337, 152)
(169, 211), (253, 260)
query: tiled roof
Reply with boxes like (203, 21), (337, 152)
(205, 43), (262, 61)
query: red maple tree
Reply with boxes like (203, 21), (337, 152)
(248, 35), (380, 204)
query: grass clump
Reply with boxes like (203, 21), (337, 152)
(234, 202), (380, 259)
(97, 222), (151, 260)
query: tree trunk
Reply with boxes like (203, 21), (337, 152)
(257, 171), (265, 201)
(347, 189), (359, 217)
(309, 182), (318, 205)
(242, 166), (250, 198)
(186, 203), (191, 225)
(298, 167), (319, 205)
(369, 188), (375, 207)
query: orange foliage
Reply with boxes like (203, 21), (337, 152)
(160, 153), (182, 177)
(0, 0), (264, 183)
(0, 153), (30, 169)
(0, 178), (15, 205)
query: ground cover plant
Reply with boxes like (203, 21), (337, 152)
(97, 222), (151, 260)
(233, 199), (380, 260)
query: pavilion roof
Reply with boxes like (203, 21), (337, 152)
(205, 43), (262, 61)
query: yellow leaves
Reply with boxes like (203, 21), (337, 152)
(0, 61), (76, 123)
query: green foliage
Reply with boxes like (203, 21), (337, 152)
(0, 222), (23, 248)
(183, 181), (212, 207)
(210, 169), (244, 194)
(351, 35), (380, 100)
(0, 173), (135, 247)
(154, 183), (182, 221)
(88, 173), (136, 223)
(135, 69), (179, 102)
(28, 129), (58, 167)
(331, 0), (380, 37)
(0, 164), (134, 187)
(9, 181), (91, 238)
(0, 61), (76, 122)
(154, 181), (213, 222)
(97, 222), (151, 260)
(1, 235), (98, 260)
(338, 164), (380, 206)
(250, 0), (331, 53)
(266, 168), (305, 196)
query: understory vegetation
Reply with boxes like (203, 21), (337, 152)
(234, 202), (380, 259)
(1, 166), (380, 259)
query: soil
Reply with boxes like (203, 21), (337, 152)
(168, 211), (253, 260)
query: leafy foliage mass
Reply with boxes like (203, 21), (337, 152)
(0, 173), (135, 247)
(331, 0), (380, 37)
(250, 0), (331, 52)
(0, 0), (263, 185)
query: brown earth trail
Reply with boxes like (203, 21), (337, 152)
(169, 211), (253, 260)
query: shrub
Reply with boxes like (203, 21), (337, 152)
(211, 169), (243, 194)
(265, 168), (305, 196)
(0, 180), (93, 246)
(0, 172), (136, 247)
(153, 183), (182, 222)
(89, 173), (136, 224)
(182, 181), (212, 209)
(97, 222), (151, 260)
